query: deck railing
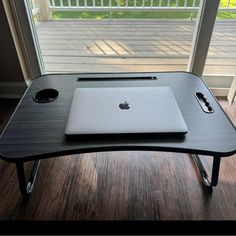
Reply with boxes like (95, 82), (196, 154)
(30, 0), (236, 20)
(49, 0), (200, 11)
(29, 0), (40, 15)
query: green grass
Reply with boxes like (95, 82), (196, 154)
(53, 11), (198, 20)
(217, 12), (236, 19)
(51, 0), (236, 19)
(53, 10), (236, 20)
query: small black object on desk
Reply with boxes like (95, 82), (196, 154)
(0, 72), (236, 197)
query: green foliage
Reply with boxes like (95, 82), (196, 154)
(220, 0), (236, 7)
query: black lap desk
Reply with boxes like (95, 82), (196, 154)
(0, 71), (236, 196)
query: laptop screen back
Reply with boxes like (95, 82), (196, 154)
(65, 87), (188, 136)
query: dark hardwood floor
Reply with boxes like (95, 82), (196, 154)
(0, 97), (236, 232)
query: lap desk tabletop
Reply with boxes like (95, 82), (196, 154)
(0, 71), (236, 195)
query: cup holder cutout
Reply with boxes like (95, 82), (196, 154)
(33, 89), (59, 103)
(195, 92), (214, 113)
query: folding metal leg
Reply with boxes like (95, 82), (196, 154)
(16, 159), (41, 196)
(192, 154), (221, 194)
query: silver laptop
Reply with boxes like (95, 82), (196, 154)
(64, 87), (188, 136)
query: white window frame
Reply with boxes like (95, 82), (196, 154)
(187, 0), (220, 75)
(3, 0), (45, 82)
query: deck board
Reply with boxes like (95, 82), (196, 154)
(35, 19), (236, 75)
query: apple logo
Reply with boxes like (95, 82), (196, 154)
(119, 101), (130, 110)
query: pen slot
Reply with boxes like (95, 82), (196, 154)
(77, 76), (158, 81)
(195, 92), (214, 114)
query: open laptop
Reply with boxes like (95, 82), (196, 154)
(64, 87), (188, 137)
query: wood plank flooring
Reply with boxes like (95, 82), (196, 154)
(0, 97), (236, 232)
(35, 19), (236, 75)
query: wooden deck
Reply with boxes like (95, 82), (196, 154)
(36, 19), (236, 75)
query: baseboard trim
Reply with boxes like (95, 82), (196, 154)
(210, 88), (229, 97)
(227, 76), (236, 104)
(0, 82), (27, 99)
(202, 74), (235, 97)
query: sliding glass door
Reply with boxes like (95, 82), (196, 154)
(14, 0), (204, 75)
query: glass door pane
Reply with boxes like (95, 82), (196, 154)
(29, 0), (201, 74)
